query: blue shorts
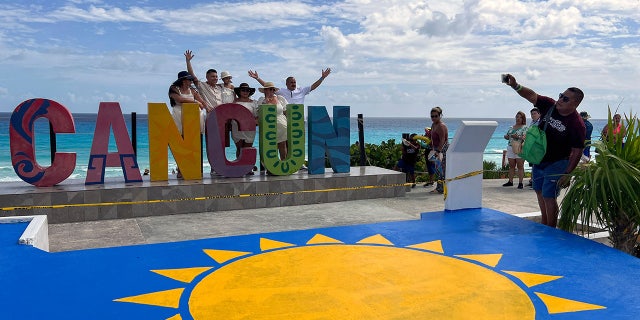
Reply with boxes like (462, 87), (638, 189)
(396, 159), (416, 174)
(532, 160), (568, 198)
(426, 161), (436, 175)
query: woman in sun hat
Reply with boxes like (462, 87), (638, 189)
(168, 71), (207, 134)
(257, 81), (289, 159)
(219, 71), (235, 103)
(168, 71), (207, 178)
(230, 83), (259, 158)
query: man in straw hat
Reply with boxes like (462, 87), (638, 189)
(248, 68), (332, 105)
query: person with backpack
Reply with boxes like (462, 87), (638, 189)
(502, 74), (586, 228)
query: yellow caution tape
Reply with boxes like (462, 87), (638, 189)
(436, 170), (484, 200)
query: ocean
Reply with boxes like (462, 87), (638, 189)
(0, 112), (607, 183)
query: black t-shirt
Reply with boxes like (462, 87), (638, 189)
(535, 95), (586, 162)
(403, 144), (420, 165)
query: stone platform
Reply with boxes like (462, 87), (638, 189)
(0, 166), (406, 224)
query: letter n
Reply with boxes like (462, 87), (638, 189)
(148, 103), (201, 181)
(10, 99), (76, 187)
(307, 106), (350, 174)
(85, 102), (142, 185)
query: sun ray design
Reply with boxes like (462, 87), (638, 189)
(114, 233), (606, 318)
(260, 237), (295, 251)
(535, 292), (606, 314)
(151, 267), (213, 284)
(407, 240), (444, 254)
(356, 233), (393, 245)
(306, 234), (343, 245)
(203, 249), (251, 263)
(454, 253), (503, 267)
(113, 288), (184, 308)
(503, 270), (563, 287)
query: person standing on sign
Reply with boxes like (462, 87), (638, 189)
(502, 74), (586, 228)
(248, 68), (331, 104)
(257, 82), (289, 160)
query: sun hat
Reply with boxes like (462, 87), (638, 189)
(220, 71), (232, 79)
(234, 83), (256, 96)
(258, 81), (279, 93)
(579, 111), (590, 119)
(177, 71), (194, 81)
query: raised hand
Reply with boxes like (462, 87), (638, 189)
(184, 50), (194, 61)
(321, 68), (331, 78)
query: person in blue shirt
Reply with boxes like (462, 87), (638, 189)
(580, 111), (593, 162)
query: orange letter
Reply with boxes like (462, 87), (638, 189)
(148, 103), (201, 181)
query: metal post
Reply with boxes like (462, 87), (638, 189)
(49, 122), (56, 162)
(357, 114), (366, 166)
(131, 112), (137, 155)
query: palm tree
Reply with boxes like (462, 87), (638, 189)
(559, 109), (640, 257)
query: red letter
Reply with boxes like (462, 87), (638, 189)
(85, 102), (142, 185)
(10, 99), (76, 187)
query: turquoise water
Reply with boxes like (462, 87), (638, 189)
(0, 112), (607, 182)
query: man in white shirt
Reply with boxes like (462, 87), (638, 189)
(185, 50), (222, 111)
(248, 68), (332, 104)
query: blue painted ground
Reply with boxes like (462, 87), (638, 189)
(1, 209), (639, 319)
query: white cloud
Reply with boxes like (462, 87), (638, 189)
(1, 0), (640, 118)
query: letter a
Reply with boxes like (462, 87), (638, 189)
(85, 102), (142, 185)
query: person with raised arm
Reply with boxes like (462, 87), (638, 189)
(248, 68), (331, 104)
(184, 50), (222, 111)
(502, 74), (586, 228)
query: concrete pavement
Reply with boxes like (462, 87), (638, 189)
(48, 179), (548, 252)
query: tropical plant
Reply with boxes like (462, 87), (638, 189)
(559, 109), (640, 257)
(350, 139), (426, 177)
(350, 139), (400, 169)
(482, 160), (511, 179)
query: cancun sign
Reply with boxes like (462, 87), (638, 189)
(9, 98), (350, 187)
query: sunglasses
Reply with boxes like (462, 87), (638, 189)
(430, 114), (439, 118)
(239, 88), (251, 92)
(558, 93), (571, 103)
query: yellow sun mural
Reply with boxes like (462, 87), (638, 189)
(115, 234), (605, 319)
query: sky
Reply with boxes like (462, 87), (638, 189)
(1, 0), (639, 119)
